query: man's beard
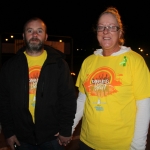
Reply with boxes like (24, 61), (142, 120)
(25, 37), (44, 52)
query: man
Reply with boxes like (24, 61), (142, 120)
(0, 18), (77, 150)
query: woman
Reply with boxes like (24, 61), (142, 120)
(72, 7), (150, 150)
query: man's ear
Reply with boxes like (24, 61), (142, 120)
(45, 34), (48, 41)
(22, 33), (24, 40)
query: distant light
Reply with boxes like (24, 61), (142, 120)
(140, 49), (143, 52)
(146, 54), (148, 56)
(10, 35), (14, 38)
(5, 39), (8, 41)
(71, 72), (76, 76)
(139, 47), (143, 52)
(59, 40), (62, 42)
(77, 49), (79, 51)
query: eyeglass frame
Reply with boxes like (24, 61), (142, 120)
(97, 25), (120, 32)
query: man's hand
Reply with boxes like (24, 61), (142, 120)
(57, 135), (72, 146)
(6, 135), (20, 150)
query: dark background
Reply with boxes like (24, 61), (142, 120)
(1, 2), (150, 149)
(1, 0), (150, 72)
(1, 1), (150, 48)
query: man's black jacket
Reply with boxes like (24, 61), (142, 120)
(0, 45), (77, 144)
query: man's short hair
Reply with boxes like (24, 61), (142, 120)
(23, 17), (47, 33)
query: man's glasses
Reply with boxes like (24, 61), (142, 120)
(97, 26), (120, 32)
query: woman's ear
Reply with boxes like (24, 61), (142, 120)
(119, 30), (122, 38)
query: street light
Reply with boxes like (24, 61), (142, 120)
(139, 47), (143, 52)
(47, 35), (74, 73)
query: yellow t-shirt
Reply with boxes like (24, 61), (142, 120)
(24, 50), (47, 122)
(76, 50), (150, 150)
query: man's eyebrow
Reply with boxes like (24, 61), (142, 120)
(26, 27), (44, 30)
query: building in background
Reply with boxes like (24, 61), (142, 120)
(1, 33), (74, 72)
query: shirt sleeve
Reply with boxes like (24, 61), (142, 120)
(130, 98), (150, 150)
(72, 92), (86, 133)
(132, 55), (150, 100)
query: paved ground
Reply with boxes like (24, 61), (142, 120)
(1, 121), (150, 150)
(0, 121), (82, 150)
(65, 121), (81, 150)
(65, 122), (150, 150)
(146, 130), (150, 150)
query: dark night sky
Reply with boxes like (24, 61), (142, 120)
(1, 0), (150, 53)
